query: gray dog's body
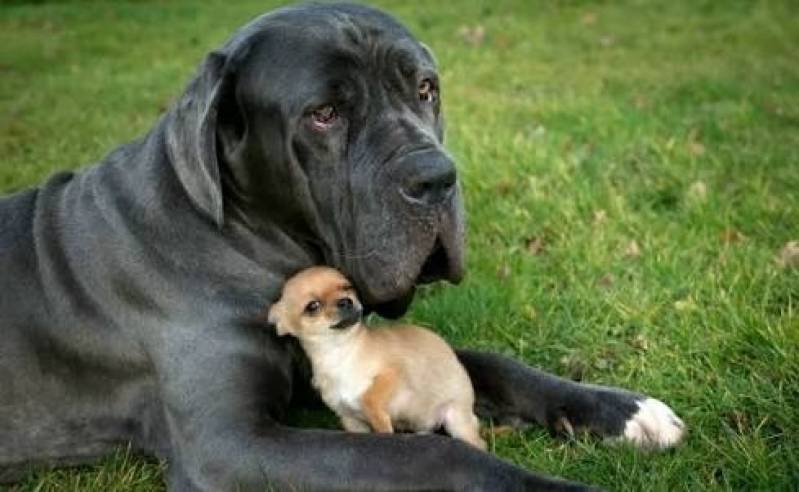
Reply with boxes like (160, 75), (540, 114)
(0, 4), (683, 490)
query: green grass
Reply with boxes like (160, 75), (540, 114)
(2, 0), (798, 490)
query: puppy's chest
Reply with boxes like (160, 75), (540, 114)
(310, 354), (373, 414)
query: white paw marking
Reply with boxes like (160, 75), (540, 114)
(623, 398), (686, 449)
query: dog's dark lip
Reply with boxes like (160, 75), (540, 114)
(369, 287), (415, 320)
(417, 238), (451, 284)
(369, 237), (458, 319)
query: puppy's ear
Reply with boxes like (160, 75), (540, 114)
(166, 47), (247, 228)
(267, 301), (291, 336)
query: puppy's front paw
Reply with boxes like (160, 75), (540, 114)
(619, 397), (685, 449)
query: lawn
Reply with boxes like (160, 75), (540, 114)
(1, 0), (798, 490)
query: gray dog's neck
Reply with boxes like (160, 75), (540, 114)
(30, 118), (315, 324)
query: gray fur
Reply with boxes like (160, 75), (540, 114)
(1, 4), (657, 490)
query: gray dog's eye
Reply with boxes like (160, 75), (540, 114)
(418, 79), (436, 103)
(311, 104), (338, 130)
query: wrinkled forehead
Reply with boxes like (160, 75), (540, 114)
(233, 8), (435, 111)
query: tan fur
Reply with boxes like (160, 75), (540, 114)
(269, 266), (486, 450)
(361, 368), (398, 433)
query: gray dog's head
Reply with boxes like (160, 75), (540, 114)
(167, 3), (464, 317)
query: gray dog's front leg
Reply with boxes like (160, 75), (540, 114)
(174, 426), (590, 491)
(155, 324), (591, 491)
(457, 350), (685, 448)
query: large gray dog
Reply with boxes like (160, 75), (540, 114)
(0, 4), (684, 490)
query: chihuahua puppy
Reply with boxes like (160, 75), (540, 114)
(268, 266), (486, 450)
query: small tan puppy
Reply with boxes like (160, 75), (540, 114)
(268, 266), (486, 450)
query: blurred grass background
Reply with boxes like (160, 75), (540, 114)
(1, 0), (798, 490)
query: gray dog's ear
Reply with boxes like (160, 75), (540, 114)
(166, 51), (234, 228)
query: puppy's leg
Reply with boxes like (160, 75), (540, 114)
(443, 404), (487, 451)
(360, 369), (398, 433)
(340, 415), (371, 433)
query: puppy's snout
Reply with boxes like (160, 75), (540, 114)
(399, 150), (457, 206)
(331, 297), (362, 330)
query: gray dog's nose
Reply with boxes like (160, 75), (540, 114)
(399, 151), (457, 206)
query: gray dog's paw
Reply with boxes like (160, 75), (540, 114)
(550, 385), (686, 450)
(616, 397), (686, 449)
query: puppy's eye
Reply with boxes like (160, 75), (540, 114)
(311, 104), (338, 130)
(418, 79), (437, 103)
(304, 300), (321, 314)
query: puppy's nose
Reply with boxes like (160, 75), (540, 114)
(399, 150), (457, 206)
(336, 297), (354, 312)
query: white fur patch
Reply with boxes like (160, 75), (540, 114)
(622, 398), (686, 448)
